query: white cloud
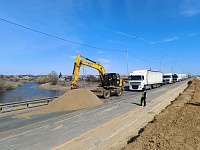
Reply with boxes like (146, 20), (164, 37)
(99, 27), (137, 38)
(155, 37), (180, 44)
(97, 51), (103, 54)
(99, 27), (154, 44)
(97, 27), (152, 44)
(69, 55), (77, 59)
(189, 33), (197, 36)
(182, 9), (200, 17)
(161, 37), (179, 42)
(75, 50), (81, 53)
(98, 58), (111, 63)
(181, 0), (200, 17)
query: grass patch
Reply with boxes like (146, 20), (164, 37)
(34, 77), (50, 84)
(0, 80), (18, 90)
(0, 80), (5, 90)
(4, 82), (16, 90)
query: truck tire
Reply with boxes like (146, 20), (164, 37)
(116, 89), (123, 96)
(103, 90), (110, 99)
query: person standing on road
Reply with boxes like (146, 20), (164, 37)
(141, 88), (147, 106)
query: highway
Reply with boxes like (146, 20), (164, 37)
(0, 80), (188, 150)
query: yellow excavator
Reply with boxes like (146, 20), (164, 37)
(71, 55), (124, 98)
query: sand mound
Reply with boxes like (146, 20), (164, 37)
(19, 89), (103, 118)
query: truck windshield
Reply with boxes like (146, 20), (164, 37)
(163, 75), (171, 78)
(128, 75), (144, 80)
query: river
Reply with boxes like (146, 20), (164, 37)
(0, 82), (64, 103)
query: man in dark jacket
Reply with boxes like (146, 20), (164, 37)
(141, 88), (147, 106)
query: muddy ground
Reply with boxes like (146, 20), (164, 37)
(122, 78), (200, 150)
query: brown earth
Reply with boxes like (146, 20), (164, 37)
(122, 79), (200, 150)
(37, 81), (99, 91)
(19, 89), (103, 118)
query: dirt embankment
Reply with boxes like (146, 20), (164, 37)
(123, 79), (200, 150)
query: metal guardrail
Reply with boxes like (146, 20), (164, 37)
(0, 96), (58, 113)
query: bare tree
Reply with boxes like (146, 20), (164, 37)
(49, 71), (58, 85)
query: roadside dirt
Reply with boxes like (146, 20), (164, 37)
(122, 78), (200, 150)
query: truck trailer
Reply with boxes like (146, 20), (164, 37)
(127, 70), (163, 90)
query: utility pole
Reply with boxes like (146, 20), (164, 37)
(171, 62), (176, 74)
(126, 37), (138, 76)
(160, 55), (168, 72)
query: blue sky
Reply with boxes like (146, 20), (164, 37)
(0, 0), (200, 76)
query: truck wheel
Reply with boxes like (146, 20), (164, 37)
(149, 85), (153, 90)
(116, 89), (123, 96)
(103, 90), (110, 99)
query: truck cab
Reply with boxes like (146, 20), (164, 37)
(163, 74), (173, 84)
(128, 75), (145, 90)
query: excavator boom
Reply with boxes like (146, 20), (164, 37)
(71, 55), (106, 89)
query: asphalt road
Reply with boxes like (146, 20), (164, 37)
(0, 80), (189, 150)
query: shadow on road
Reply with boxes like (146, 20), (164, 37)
(131, 102), (141, 106)
(186, 102), (200, 106)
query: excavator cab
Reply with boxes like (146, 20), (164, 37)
(103, 73), (122, 87)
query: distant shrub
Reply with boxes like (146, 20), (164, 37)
(35, 77), (50, 84)
(48, 71), (58, 85)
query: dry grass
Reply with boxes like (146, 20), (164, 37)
(0, 80), (18, 90)
(34, 77), (50, 84)
(0, 80), (4, 90)
(4, 82), (16, 90)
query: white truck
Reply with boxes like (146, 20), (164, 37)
(163, 73), (178, 84)
(177, 74), (188, 81)
(127, 70), (163, 90)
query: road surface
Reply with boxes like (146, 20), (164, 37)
(0, 80), (188, 150)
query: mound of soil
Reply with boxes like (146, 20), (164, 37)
(19, 89), (103, 118)
(123, 78), (200, 150)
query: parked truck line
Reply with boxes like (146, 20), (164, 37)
(127, 70), (163, 90)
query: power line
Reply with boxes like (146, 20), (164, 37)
(0, 18), (124, 52)
(128, 52), (160, 63)
(161, 62), (170, 68)
(1, 18), (162, 64)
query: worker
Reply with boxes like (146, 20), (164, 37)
(109, 75), (113, 86)
(140, 88), (147, 106)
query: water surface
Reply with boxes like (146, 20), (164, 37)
(0, 82), (64, 103)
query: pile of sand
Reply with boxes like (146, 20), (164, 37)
(19, 89), (103, 118)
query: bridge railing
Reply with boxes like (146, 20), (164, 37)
(0, 96), (58, 113)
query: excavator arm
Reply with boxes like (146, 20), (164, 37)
(70, 55), (106, 89)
